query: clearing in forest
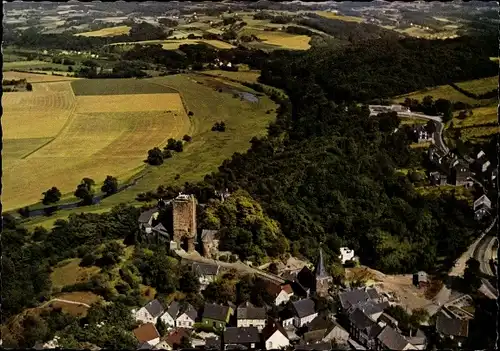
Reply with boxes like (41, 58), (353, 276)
(240, 28), (311, 50)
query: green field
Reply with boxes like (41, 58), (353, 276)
(18, 73), (277, 229)
(394, 76), (497, 106)
(3, 60), (70, 72)
(70, 78), (178, 95)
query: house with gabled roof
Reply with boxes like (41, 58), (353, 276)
(160, 301), (180, 328)
(133, 323), (161, 348)
(223, 327), (261, 350)
(202, 303), (234, 331)
(176, 303), (197, 329)
(134, 299), (165, 324)
(347, 308), (383, 349)
(292, 298), (318, 328)
(139, 208), (160, 233)
(339, 287), (383, 313)
(375, 325), (415, 350)
(201, 229), (220, 259)
(303, 315), (349, 345)
(191, 262), (220, 290)
(473, 194), (491, 221)
(264, 281), (294, 306)
(236, 302), (267, 330)
(262, 319), (289, 350)
(435, 312), (469, 347)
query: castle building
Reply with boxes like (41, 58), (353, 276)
(172, 193), (197, 252)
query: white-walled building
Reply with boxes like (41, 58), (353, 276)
(339, 247), (355, 264)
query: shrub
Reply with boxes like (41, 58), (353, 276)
(188, 111), (194, 116)
(26, 83), (33, 91)
(183, 135), (192, 142)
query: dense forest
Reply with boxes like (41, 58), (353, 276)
(2, 21), (497, 346)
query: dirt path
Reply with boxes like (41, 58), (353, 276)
(41, 298), (91, 308)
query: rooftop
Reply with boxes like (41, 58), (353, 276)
(376, 325), (409, 350)
(223, 327), (260, 344)
(204, 303), (232, 322)
(133, 323), (160, 343)
(144, 299), (164, 318)
(292, 299), (316, 318)
(237, 302), (266, 320)
(436, 313), (469, 338)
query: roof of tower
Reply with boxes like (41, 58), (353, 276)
(315, 246), (329, 279)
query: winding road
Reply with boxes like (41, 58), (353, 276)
(369, 105), (449, 154)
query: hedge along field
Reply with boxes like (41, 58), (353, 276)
(86, 73), (278, 210)
(1, 78), (190, 211)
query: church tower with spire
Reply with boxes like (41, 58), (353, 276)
(314, 245), (333, 297)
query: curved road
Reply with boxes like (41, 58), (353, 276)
(369, 105), (449, 154)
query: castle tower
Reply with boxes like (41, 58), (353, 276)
(172, 193), (197, 252)
(314, 246), (333, 297)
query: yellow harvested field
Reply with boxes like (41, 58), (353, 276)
(315, 11), (364, 23)
(454, 106), (497, 128)
(75, 25), (131, 37)
(242, 29), (311, 50)
(2, 81), (190, 211)
(203, 70), (261, 83)
(74, 93), (184, 113)
(2, 71), (80, 82)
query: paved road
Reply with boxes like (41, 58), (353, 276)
(175, 250), (285, 284)
(368, 105), (449, 154)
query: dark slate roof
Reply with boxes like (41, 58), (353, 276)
(358, 301), (389, 317)
(348, 309), (382, 338)
(144, 299), (164, 318)
(378, 313), (398, 327)
(152, 223), (168, 235)
(167, 301), (180, 319)
(179, 303), (198, 321)
(366, 288), (379, 300)
(297, 266), (315, 290)
(303, 329), (326, 344)
(223, 327), (260, 344)
(436, 313), (469, 337)
(279, 304), (296, 320)
(193, 262), (219, 276)
(308, 316), (333, 332)
(315, 247), (329, 279)
(204, 303), (231, 322)
(292, 299), (316, 318)
(201, 229), (219, 242)
(139, 208), (158, 223)
(376, 326), (409, 350)
(339, 289), (371, 310)
(262, 320), (288, 341)
(206, 337), (221, 350)
(237, 302), (266, 320)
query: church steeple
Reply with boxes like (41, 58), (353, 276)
(315, 245), (328, 279)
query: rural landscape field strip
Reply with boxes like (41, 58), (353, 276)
(1, 76), (191, 211)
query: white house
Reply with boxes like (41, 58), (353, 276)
(262, 320), (290, 350)
(192, 262), (220, 289)
(292, 299), (318, 328)
(339, 247), (355, 264)
(133, 323), (161, 347)
(322, 322), (350, 345)
(473, 194), (492, 221)
(265, 282), (294, 306)
(236, 302), (267, 331)
(176, 303), (197, 328)
(160, 301), (180, 328)
(134, 299), (165, 324)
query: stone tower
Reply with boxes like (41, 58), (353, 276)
(314, 246), (333, 297)
(172, 193), (197, 252)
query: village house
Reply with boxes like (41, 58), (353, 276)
(450, 161), (473, 187)
(377, 313), (399, 330)
(160, 301), (180, 328)
(176, 303), (197, 329)
(264, 281), (294, 306)
(236, 302), (267, 330)
(279, 304), (297, 329)
(413, 271), (429, 289)
(302, 316), (349, 346)
(375, 325), (416, 350)
(473, 194), (492, 221)
(291, 299), (318, 328)
(222, 327), (261, 350)
(339, 247), (355, 264)
(138, 208), (160, 234)
(133, 323), (161, 348)
(339, 287), (384, 313)
(262, 320), (290, 350)
(435, 312), (469, 347)
(133, 299), (165, 325)
(202, 303), (234, 331)
(353, 300), (389, 324)
(406, 329), (427, 350)
(413, 125), (433, 143)
(163, 328), (191, 349)
(347, 308), (383, 349)
(191, 262), (221, 290)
